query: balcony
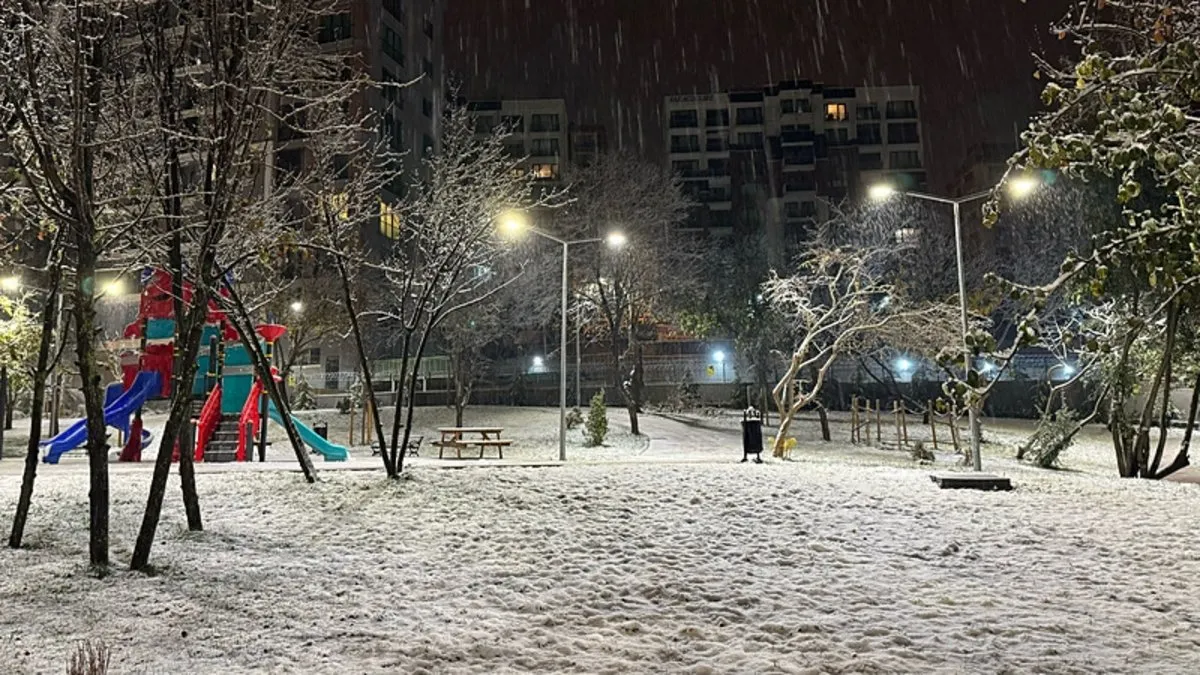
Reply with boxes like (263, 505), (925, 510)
(780, 129), (815, 145)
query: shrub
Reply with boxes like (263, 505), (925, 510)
(584, 389), (608, 446)
(335, 397), (350, 415)
(1020, 409), (1079, 469)
(909, 440), (935, 463)
(291, 378), (317, 410)
(565, 407), (583, 430)
(67, 640), (111, 675)
(675, 372), (701, 410)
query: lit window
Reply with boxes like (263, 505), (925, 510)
(379, 199), (401, 238)
(531, 163), (559, 180)
(825, 103), (848, 122)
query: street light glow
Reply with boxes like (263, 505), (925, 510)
(1008, 176), (1039, 199)
(713, 350), (725, 363)
(0, 276), (19, 292)
(868, 184), (897, 202)
(895, 357), (914, 372)
(290, 301), (304, 313)
(605, 231), (628, 249)
(101, 279), (124, 296)
(532, 356), (544, 368)
(498, 210), (528, 238)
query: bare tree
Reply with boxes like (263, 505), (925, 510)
(437, 255), (558, 426)
(0, 0), (148, 570)
(567, 152), (694, 435)
(309, 103), (562, 477)
(126, 0), (361, 570)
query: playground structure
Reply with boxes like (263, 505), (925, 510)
(41, 268), (348, 464)
(850, 396), (962, 454)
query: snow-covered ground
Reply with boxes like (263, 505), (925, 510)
(0, 405), (650, 466)
(3, 408), (1200, 672)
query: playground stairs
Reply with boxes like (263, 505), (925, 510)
(204, 415), (241, 463)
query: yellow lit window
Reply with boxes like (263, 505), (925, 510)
(825, 103), (847, 122)
(531, 163), (558, 180)
(379, 199), (401, 239)
(328, 192), (350, 222)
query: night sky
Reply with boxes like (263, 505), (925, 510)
(444, 0), (1070, 190)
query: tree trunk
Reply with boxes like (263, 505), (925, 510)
(1152, 372), (1200, 480)
(169, 230), (203, 531)
(387, 331), (414, 477)
(9, 264), (62, 549)
(396, 325), (436, 475)
(75, 240), (110, 571)
(221, 280), (316, 482)
(130, 283), (211, 571)
(334, 259), (393, 475)
(1148, 301), (1179, 476)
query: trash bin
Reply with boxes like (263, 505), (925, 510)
(741, 407), (764, 464)
(313, 421), (328, 440)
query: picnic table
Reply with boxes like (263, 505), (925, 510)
(433, 427), (512, 459)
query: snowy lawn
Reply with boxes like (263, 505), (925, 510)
(4, 452), (1200, 673)
(0, 405), (648, 464)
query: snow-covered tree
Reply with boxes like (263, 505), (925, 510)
(997, 0), (1200, 478)
(566, 152), (695, 435)
(765, 247), (958, 458)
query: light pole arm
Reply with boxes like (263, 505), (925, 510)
(527, 227), (603, 248)
(905, 189), (993, 207)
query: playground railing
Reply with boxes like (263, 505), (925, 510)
(195, 385), (222, 461)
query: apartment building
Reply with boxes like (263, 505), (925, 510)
(569, 124), (607, 168)
(664, 81), (925, 251)
(466, 99), (571, 183)
(310, 0), (444, 245)
(948, 138), (1019, 197)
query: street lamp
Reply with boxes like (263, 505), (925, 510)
(290, 300), (304, 314)
(870, 176), (1039, 471)
(500, 213), (627, 461)
(0, 276), (19, 293)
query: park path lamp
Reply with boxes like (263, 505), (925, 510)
(290, 300), (304, 314)
(499, 210), (627, 461)
(0, 276), (20, 293)
(870, 177), (1039, 471)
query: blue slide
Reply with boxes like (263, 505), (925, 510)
(42, 371), (162, 464)
(267, 403), (349, 461)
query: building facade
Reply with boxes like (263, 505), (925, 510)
(664, 81), (925, 252)
(466, 98), (570, 183)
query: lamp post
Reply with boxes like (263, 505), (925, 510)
(500, 213), (626, 461)
(869, 177), (1038, 472)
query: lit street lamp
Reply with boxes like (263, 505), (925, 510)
(871, 177), (1039, 471)
(290, 300), (304, 314)
(500, 211), (627, 461)
(0, 276), (19, 293)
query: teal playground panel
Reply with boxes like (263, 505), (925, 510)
(220, 342), (260, 415)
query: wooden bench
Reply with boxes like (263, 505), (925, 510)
(434, 427), (512, 459)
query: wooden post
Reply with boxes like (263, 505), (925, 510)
(893, 401), (901, 447)
(348, 406), (355, 448)
(850, 397), (859, 443)
(817, 405), (830, 442)
(874, 399), (882, 444)
(928, 401), (939, 450)
(0, 365), (6, 460)
(901, 403), (909, 444)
